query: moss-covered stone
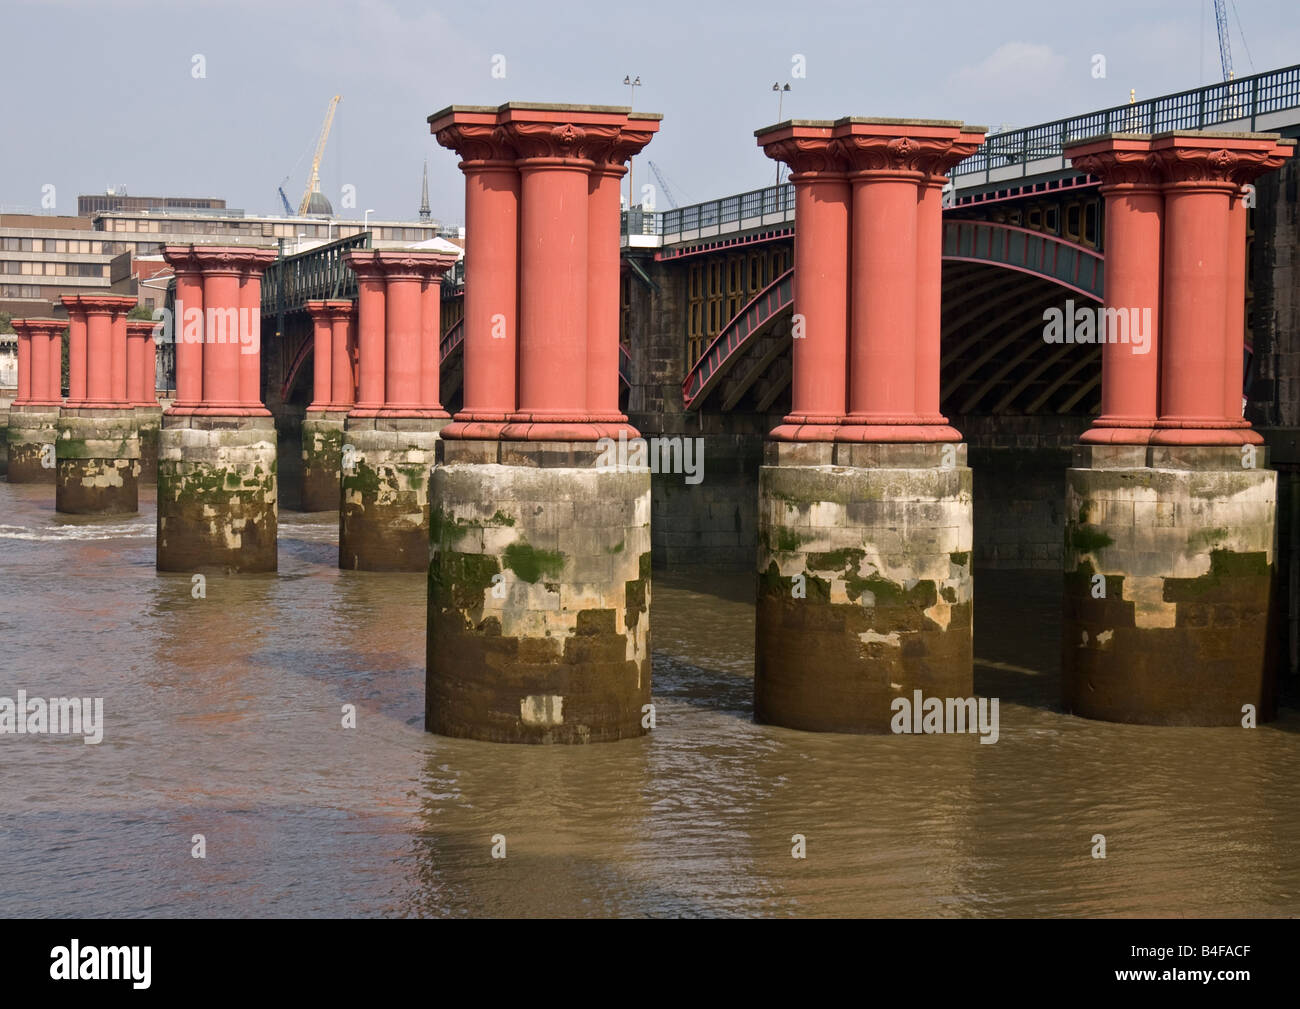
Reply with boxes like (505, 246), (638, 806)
(503, 541), (566, 583)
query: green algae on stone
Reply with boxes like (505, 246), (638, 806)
(503, 541), (566, 583)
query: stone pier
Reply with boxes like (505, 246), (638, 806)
(6, 318), (64, 483)
(156, 244), (279, 573)
(57, 295), (140, 514)
(1061, 131), (1295, 724)
(754, 117), (985, 733)
(338, 250), (456, 570)
(301, 299), (354, 511)
(427, 102), (660, 742)
(129, 318), (162, 483)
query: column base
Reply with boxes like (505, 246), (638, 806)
(427, 439), (652, 743)
(339, 416), (448, 571)
(1063, 444), (1276, 725)
(5, 405), (61, 484)
(135, 406), (163, 485)
(156, 413), (278, 573)
(755, 441), (974, 733)
(55, 408), (140, 514)
(301, 411), (348, 512)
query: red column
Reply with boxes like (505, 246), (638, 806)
(84, 301), (114, 404)
(1067, 137), (1165, 444)
(586, 162), (625, 430)
(60, 297), (88, 406)
(343, 251), (386, 415)
(237, 254), (275, 411)
(914, 131), (983, 439)
(757, 124), (849, 441)
(109, 303), (129, 402)
(1224, 184), (1248, 424)
(13, 321), (32, 405)
(198, 256), (243, 410)
(416, 264), (457, 414)
(328, 301), (356, 408)
(585, 116), (656, 437)
(126, 320), (156, 405)
(430, 111), (520, 438)
(306, 300), (333, 412)
(126, 316), (146, 406)
(143, 323), (158, 404)
(507, 129), (594, 436)
(11, 319), (64, 406)
(164, 247), (204, 414)
(46, 323), (62, 403)
(376, 254), (425, 414)
(838, 127), (923, 441)
(1149, 134), (1291, 445)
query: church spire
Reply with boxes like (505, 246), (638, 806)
(419, 160), (431, 222)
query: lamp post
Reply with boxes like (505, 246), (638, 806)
(364, 208), (375, 234)
(623, 75), (641, 209)
(772, 83), (792, 185)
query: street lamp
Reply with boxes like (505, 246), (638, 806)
(623, 75), (641, 210)
(364, 208), (375, 233)
(773, 83), (792, 185)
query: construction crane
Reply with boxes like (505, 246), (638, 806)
(647, 160), (679, 209)
(1214, 0), (1234, 80)
(277, 183), (294, 216)
(298, 95), (342, 216)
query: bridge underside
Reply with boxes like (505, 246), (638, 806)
(688, 261), (1101, 418)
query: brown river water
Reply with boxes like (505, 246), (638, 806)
(1, 479), (1298, 918)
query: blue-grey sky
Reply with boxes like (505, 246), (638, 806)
(4, 0), (1298, 224)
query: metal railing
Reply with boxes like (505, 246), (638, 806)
(621, 63), (1300, 238)
(261, 232), (371, 317)
(956, 62), (1300, 182)
(623, 183), (796, 240)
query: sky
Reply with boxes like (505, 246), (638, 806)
(2, 0), (1298, 225)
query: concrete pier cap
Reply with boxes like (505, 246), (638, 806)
(426, 100), (661, 743)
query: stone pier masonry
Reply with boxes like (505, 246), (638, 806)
(157, 244), (278, 573)
(427, 102), (660, 742)
(1061, 131), (1295, 724)
(337, 250), (457, 570)
(754, 117), (985, 733)
(6, 318), (64, 483)
(56, 294), (140, 514)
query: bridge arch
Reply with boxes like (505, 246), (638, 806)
(681, 220), (1104, 415)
